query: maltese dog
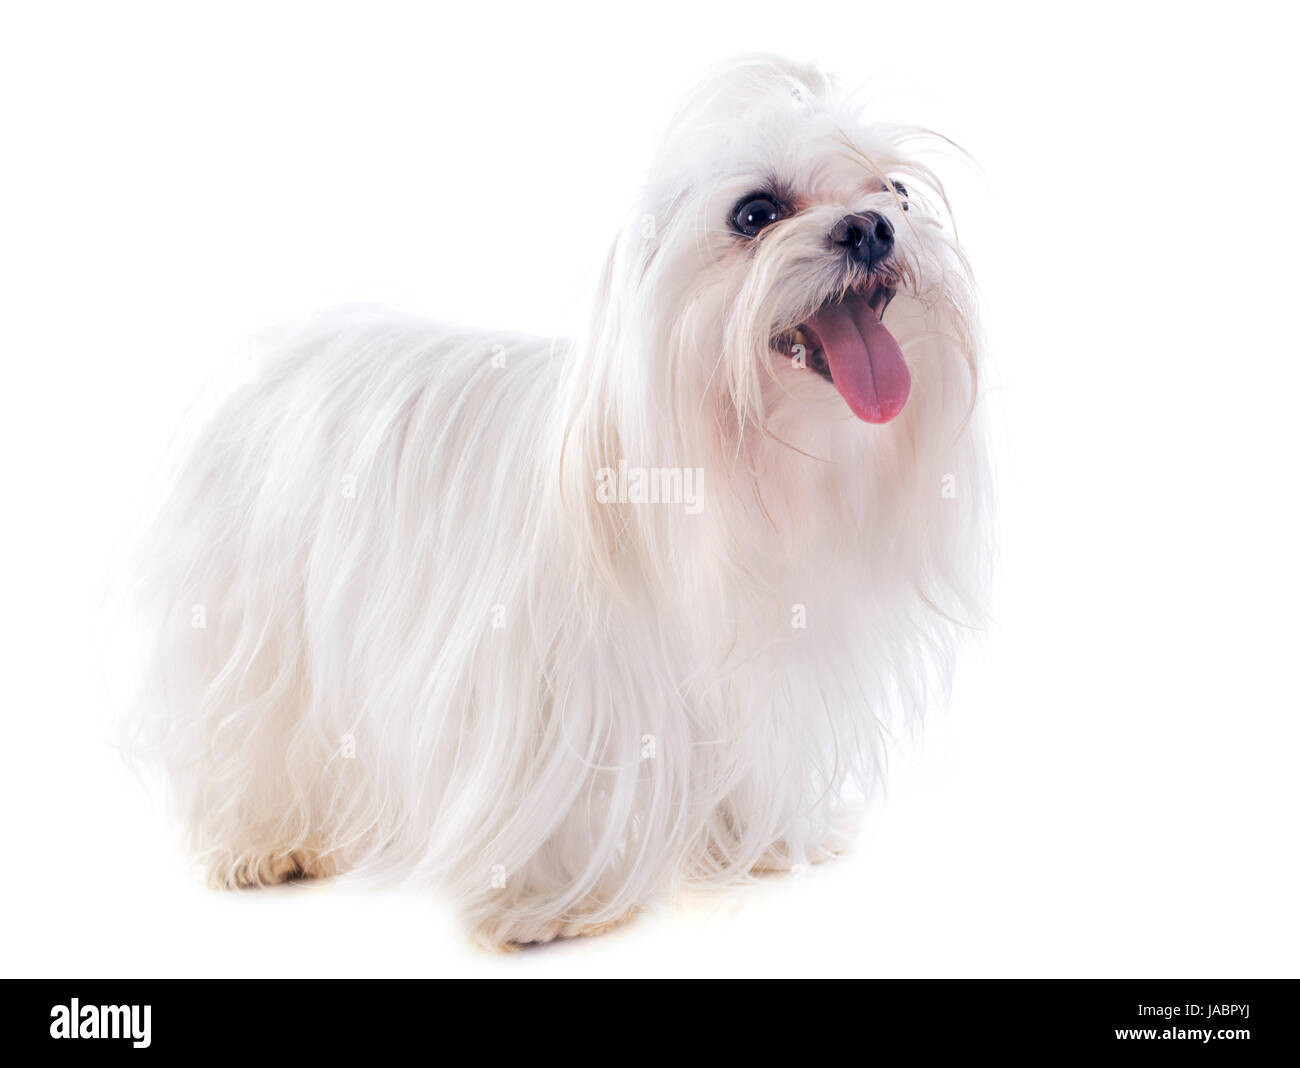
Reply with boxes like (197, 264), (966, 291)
(130, 55), (992, 946)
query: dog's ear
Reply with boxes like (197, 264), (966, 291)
(557, 246), (637, 599)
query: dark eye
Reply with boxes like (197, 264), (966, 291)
(890, 180), (910, 211)
(732, 195), (781, 237)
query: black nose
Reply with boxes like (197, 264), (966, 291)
(831, 211), (894, 268)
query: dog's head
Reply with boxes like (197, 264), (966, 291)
(597, 55), (978, 439)
(566, 55), (989, 619)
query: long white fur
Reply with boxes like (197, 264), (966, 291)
(128, 55), (992, 945)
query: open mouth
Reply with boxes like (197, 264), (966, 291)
(775, 280), (910, 424)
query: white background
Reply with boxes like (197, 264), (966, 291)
(2, 0), (1297, 977)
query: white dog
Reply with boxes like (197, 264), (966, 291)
(130, 55), (992, 946)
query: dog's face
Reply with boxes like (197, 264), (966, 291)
(725, 165), (914, 424)
(620, 57), (974, 436)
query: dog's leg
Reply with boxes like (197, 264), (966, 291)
(464, 853), (649, 948)
(748, 805), (862, 875)
(206, 840), (340, 889)
(471, 903), (640, 949)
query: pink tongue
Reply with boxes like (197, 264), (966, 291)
(804, 296), (910, 423)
